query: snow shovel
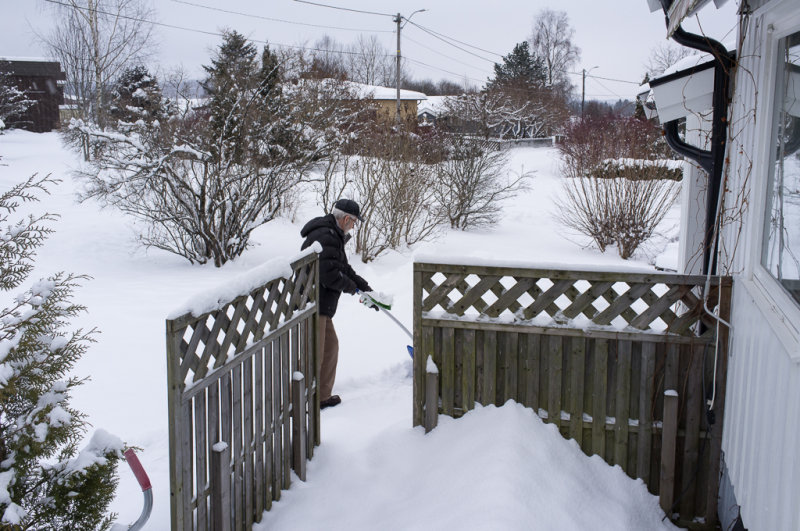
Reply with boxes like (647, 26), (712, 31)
(358, 290), (414, 358)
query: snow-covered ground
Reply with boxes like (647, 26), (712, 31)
(0, 130), (680, 530)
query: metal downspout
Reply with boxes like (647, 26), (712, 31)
(659, 4), (734, 275)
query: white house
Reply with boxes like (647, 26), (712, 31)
(647, 1), (800, 529)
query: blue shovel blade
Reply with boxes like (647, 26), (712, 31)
(407, 345), (414, 358)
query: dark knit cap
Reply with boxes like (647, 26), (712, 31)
(334, 198), (363, 221)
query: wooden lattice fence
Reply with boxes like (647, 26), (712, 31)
(166, 252), (320, 531)
(413, 262), (731, 529)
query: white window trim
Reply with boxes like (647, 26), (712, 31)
(742, 2), (800, 358)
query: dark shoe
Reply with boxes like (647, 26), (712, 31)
(320, 395), (341, 409)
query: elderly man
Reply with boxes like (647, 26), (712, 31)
(300, 199), (373, 409)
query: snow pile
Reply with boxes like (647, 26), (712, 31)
(256, 400), (676, 531)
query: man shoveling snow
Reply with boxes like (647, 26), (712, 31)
(300, 199), (376, 410)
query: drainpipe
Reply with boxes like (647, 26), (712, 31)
(659, 3), (734, 275)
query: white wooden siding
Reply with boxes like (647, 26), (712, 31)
(724, 283), (800, 531)
(720, 2), (800, 530)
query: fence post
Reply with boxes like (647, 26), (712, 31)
(292, 372), (307, 481)
(425, 356), (439, 433)
(660, 390), (679, 516)
(211, 442), (232, 531)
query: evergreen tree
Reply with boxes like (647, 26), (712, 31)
(0, 66), (35, 132)
(488, 41), (546, 89)
(0, 174), (122, 529)
(109, 65), (169, 124)
(201, 30), (260, 163)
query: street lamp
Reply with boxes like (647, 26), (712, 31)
(394, 8), (427, 124)
(581, 66), (598, 119)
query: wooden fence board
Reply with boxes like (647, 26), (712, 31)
(253, 350), (264, 518)
(483, 331), (497, 406)
(614, 340), (632, 469)
(231, 365), (243, 531)
(462, 329), (476, 413)
(503, 332), (518, 404)
(441, 327), (455, 416)
(263, 343), (273, 511)
(680, 344), (704, 518)
(243, 357), (255, 526)
(193, 392), (208, 529)
(548, 335), (562, 429)
(637, 342), (656, 487)
(569, 336), (585, 447)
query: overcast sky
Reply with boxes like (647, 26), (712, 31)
(0, 0), (739, 100)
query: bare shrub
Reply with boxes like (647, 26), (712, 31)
(434, 135), (530, 229)
(557, 164), (680, 259)
(350, 134), (443, 262)
(557, 116), (680, 258)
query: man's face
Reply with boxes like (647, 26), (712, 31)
(340, 214), (357, 234)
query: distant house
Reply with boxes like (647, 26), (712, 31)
(417, 95), (447, 126)
(646, 0), (800, 530)
(0, 58), (66, 132)
(347, 82), (426, 125)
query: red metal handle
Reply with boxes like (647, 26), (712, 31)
(124, 449), (152, 491)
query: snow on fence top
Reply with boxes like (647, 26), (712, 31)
(167, 243), (321, 319)
(412, 254), (657, 275)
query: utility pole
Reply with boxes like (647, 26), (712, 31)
(395, 12), (402, 125)
(393, 9), (426, 126)
(581, 68), (586, 119)
(581, 66), (597, 120)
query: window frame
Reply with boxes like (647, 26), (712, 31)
(746, 2), (800, 356)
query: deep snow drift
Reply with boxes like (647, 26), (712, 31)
(0, 130), (680, 530)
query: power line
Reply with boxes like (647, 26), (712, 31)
(405, 20), (497, 64)
(406, 20), (503, 58)
(567, 70), (641, 85)
(43, 0), (392, 60)
(171, 0), (392, 33)
(402, 34), (489, 74)
(293, 0), (395, 18)
(405, 56), (483, 84)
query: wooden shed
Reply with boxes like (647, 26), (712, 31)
(0, 58), (66, 132)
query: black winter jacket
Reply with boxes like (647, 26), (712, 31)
(300, 214), (370, 317)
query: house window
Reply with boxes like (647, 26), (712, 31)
(762, 29), (800, 306)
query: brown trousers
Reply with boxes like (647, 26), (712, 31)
(317, 316), (339, 401)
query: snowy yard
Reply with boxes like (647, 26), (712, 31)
(0, 130), (680, 530)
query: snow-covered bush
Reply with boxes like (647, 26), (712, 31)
(557, 116), (680, 259)
(0, 174), (121, 529)
(0, 67), (35, 133)
(433, 135), (529, 229)
(73, 32), (358, 267)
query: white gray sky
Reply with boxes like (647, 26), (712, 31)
(0, 0), (739, 101)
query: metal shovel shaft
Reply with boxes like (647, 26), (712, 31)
(378, 305), (413, 340)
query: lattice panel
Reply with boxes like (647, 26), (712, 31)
(171, 256), (317, 385)
(419, 265), (730, 338)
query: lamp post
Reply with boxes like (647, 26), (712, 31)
(394, 8), (426, 125)
(581, 66), (598, 119)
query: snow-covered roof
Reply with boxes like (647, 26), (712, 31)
(658, 39), (735, 78)
(0, 56), (53, 63)
(417, 95), (453, 116)
(345, 81), (427, 101)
